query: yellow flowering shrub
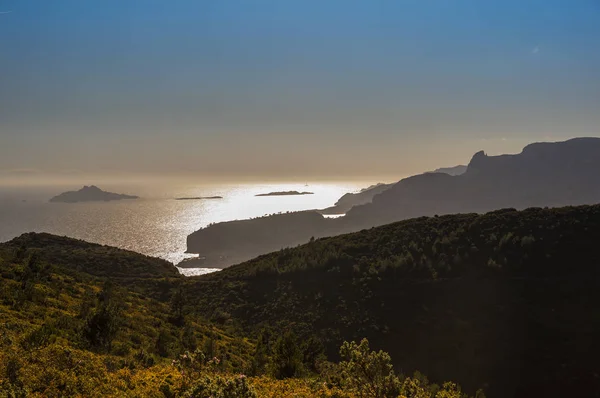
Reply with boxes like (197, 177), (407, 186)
(249, 376), (354, 398)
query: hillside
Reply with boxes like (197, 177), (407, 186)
(187, 137), (600, 268)
(0, 233), (472, 397)
(5, 233), (181, 300)
(6, 204), (600, 396)
(6, 233), (179, 279)
(185, 204), (600, 397)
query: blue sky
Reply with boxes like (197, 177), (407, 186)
(1, 0), (599, 180)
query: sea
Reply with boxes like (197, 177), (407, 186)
(0, 181), (369, 276)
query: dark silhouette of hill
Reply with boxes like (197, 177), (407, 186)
(319, 182), (393, 215)
(49, 185), (139, 203)
(428, 164), (467, 175)
(187, 211), (333, 268)
(187, 137), (600, 268)
(348, 137), (600, 227)
(185, 204), (600, 397)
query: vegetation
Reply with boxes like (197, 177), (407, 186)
(0, 233), (473, 397)
(4, 204), (600, 396)
(185, 204), (600, 396)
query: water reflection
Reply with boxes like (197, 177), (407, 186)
(176, 267), (221, 277)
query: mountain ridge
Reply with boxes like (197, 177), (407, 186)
(187, 137), (600, 268)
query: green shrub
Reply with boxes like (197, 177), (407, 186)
(183, 374), (256, 398)
(271, 330), (303, 379)
(338, 338), (400, 398)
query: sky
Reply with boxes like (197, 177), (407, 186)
(1, 0), (599, 183)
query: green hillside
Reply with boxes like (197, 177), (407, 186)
(4, 205), (600, 396)
(0, 233), (472, 397)
(185, 204), (600, 397)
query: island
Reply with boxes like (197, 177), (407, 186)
(255, 191), (314, 197)
(175, 196), (223, 200)
(49, 185), (139, 203)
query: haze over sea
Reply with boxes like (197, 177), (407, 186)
(0, 181), (370, 275)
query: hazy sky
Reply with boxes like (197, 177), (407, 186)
(1, 0), (599, 182)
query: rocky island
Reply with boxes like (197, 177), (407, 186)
(50, 185), (139, 203)
(255, 191), (314, 197)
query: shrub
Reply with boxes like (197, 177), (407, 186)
(20, 323), (55, 350)
(182, 374), (256, 398)
(338, 338), (400, 398)
(271, 330), (303, 379)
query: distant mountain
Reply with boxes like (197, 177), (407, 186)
(187, 137), (600, 268)
(320, 182), (393, 215)
(428, 164), (467, 176)
(348, 137), (600, 226)
(50, 185), (139, 203)
(321, 167), (466, 217)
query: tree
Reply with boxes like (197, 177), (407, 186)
(203, 335), (217, 360)
(301, 335), (325, 373)
(271, 330), (303, 379)
(249, 327), (273, 376)
(156, 329), (174, 357)
(13, 244), (27, 263)
(338, 338), (400, 398)
(434, 382), (463, 398)
(84, 302), (121, 349)
(83, 280), (122, 350)
(399, 376), (430, 398)
(169, 286), (186, 326)
(181, 323), (198, 351)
